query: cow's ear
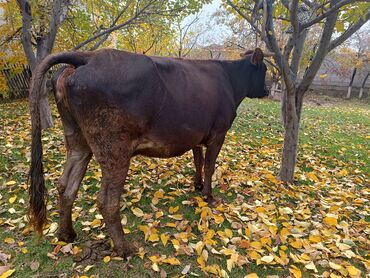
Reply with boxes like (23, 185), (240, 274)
(251, 48), (264, 65)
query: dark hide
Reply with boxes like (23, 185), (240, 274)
(29, 48), (269, 257)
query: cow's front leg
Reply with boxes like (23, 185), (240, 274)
(97, 163), (135, 258)
(58, 134), (92, 243)
(192, 146), (204, 191)
(203, 137), (225, 203)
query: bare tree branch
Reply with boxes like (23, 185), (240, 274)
(89, 0), (134, 51)
(182, 32), (201, 57)
(226, 0), (262, 36)
(301, 0), (368, 30)
(302, 0), (315, 8)
(0, 27), (21, 47)
(298, 1), (340, 96)
(74, 0), (153, 50)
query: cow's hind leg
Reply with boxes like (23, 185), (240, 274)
(202, 136), (225, 203)
(58, 132), (92, 242)
(192, 147), (204, 191)
(97, 161), (134, 258)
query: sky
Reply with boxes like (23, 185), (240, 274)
(183, 0), (230, 45)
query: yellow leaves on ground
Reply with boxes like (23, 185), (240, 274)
(3, 238), (15, 244)
(148, 233), (159, 242)
(0, 99), (369, 277)
(5, 181), (16, 186)
(323, 214), (338, 226)
(0, 269), (15, 278)
(244, 274), (258, 278)
(160, 233), (170, 246)
(149, 254), (181, 272)
(289, 266), (302, 278)
(346, 265), (361, 277)
(162, 257), (181, 266)
(8, 196), (16, 204)
(90, 219), (101, 228)
(306, 172), (319, 182)
(169, 206), (179, 214)
(260, 255), (274, 264)
(131, 207), (144, 217)
(329, 262), (342, 270)
(337, 169), (348, 177)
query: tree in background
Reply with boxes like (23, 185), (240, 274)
(173, 13), (205, 57)
(344, 28), (370, 98)
(225, 0), (370, 182)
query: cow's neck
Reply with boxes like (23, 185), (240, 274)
(221, 59), (249, 106)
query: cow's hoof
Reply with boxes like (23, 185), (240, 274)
(58, 230), (77, 243)
(194, 181), (204, 191)
(113, 242), (138, 259)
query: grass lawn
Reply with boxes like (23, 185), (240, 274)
(0, 95), (369, 278)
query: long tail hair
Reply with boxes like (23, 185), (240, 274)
(29, 51), (92, 235)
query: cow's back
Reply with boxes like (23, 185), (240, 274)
(65, 50), (164, 133)
(63, 50), (237, 158)
(148, 57), (237, 144)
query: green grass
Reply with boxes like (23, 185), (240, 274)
(0, 95), (369, 278)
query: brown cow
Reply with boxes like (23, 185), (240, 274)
(29, 48), (271, 257)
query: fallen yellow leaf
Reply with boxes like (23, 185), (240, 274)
(4, 238), (15, 244)
(324, 216), (337, 226)
(337, 169), (348, 177)
(260, 255), (274, 263)
(160, 233), (170, 246)
(169, 206), (179, 213)
(131, 207), (144, 217)
(346, 265), (361, 277)
(8, 196), (16, 204)
(289, 267), (302, 278)
(329, 262), (342, 270)
(152, 263), (159, 272)
(0, 269), (15, 278)
(5, 181), (16, 186)
(244, 274), (258, 278)
(148, 233), (159, 242)
(162, 257), (181, 265)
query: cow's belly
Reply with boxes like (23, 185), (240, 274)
(133, 141), (191, 158)
(133, 146), (189, 158)
(133, 131), (204, 158)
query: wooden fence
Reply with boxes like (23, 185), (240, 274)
(0, 62), (31, 99)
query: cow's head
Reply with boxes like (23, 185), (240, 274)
(240, 48), (272, 98)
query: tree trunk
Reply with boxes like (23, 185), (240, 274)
(346, 68), (357, 99)
(279, 89), (300, 182)
(359, 72), (369, 99)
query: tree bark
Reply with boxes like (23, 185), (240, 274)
(359, 72), (369, 99)
(279, 90), (300, 182)
(346, 68), (357, 99)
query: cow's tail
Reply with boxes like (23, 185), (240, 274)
(29, 51), (92, 236)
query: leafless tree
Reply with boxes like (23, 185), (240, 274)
(174, 13), (203, 58)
